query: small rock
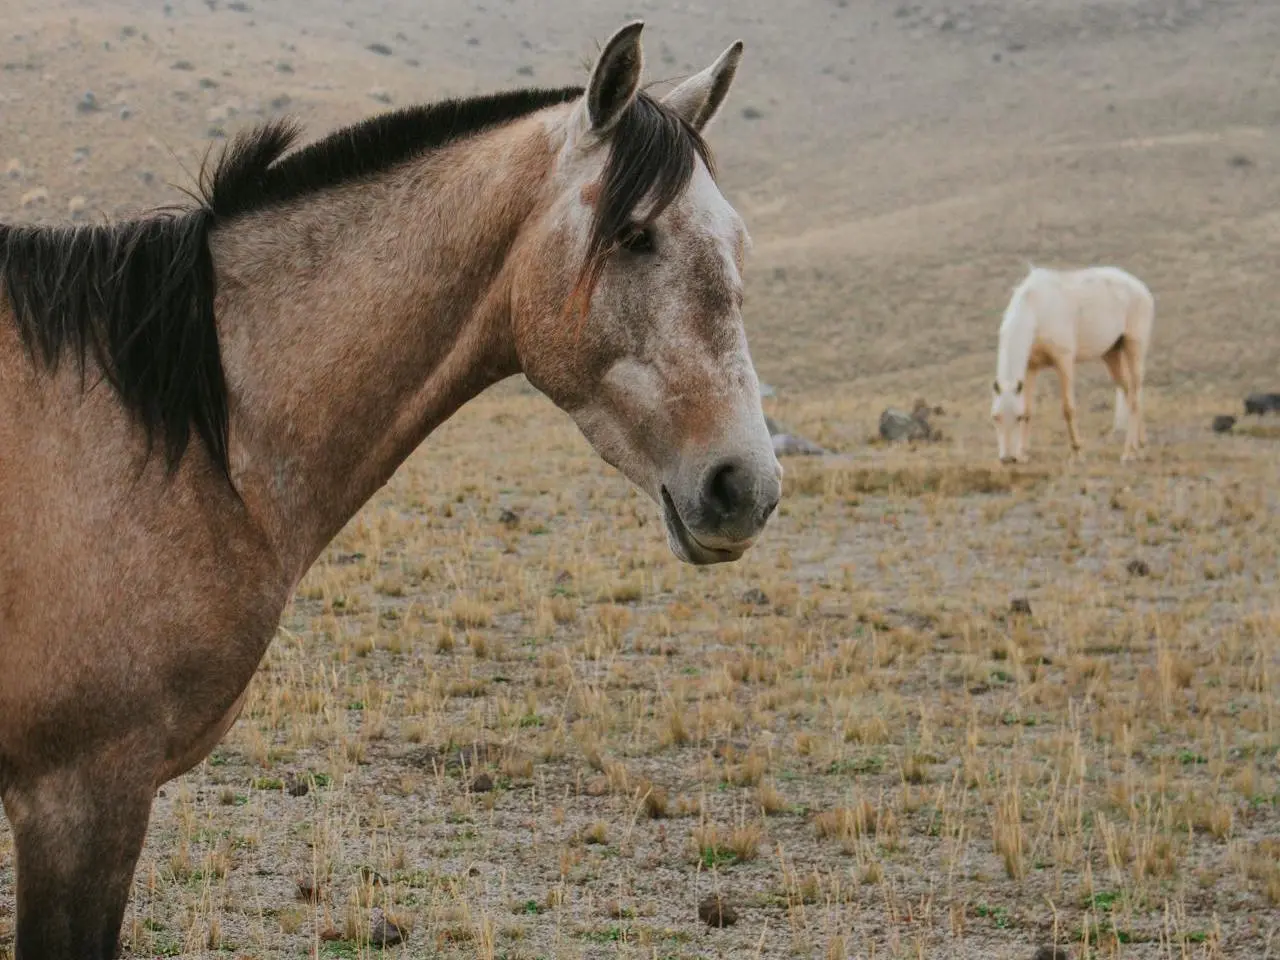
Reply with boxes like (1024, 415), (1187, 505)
(741, 105), (763, 120)
(1126, 558), (1151, 577)
(19, 186), (49, 208)
(369, 910), (406, 947)
(879, 407), (932, 443)
(367, 42), (394, 56)
(286, 777), (309, 797)
(698, 894), (738, 928)
(369, 86), (393, 104)
(1009, 597), (1032, 616)
(171, 60), (195, 71)
(118, 106), (132, 120)
(772, 433), (826, 456)
(498, 508), (519, 528)
(1243, 392), (1280, 416)
(1228, 154), (1253, 169)
(516, 64), (534, 76)
(1032, 948), (1071, 960)
(199, 77), (220, 89)
(275, 61), (293, 73)
(470, 772), (494, 793)
(76, 91), (99, 113)
(742, 587), (769, 606)
(1211, 415), (1236, 434)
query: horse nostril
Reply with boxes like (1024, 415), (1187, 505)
(703, 459), (753, 523)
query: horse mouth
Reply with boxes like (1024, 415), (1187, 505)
(660, 486), (743, 565)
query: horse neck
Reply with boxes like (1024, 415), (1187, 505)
(212, 118), (558, 581)
(997, 299), (1036, 384)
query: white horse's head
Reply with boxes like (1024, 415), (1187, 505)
(991, 378), (1026, 463)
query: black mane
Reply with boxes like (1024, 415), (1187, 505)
(0, 84), (711, 482)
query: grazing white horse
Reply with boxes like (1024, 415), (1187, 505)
(991, 265), (1154, 463)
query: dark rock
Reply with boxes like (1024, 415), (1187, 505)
(498, 508), (519, 528)
(470, 772), (494, 793)
(1009, 597), (1032, 616)
(742, 587), (769, 606)
(171, 60), (195, 71)
(369, 910), (406, 947)
(1032, 947), (1071, 960)
(1211, 415), (1236, 434)
(76, 91), (100, 113)
(286, 777), (309, 797)
(698, 894), (738, 927)
(879, 407), (934, 442)
(1244, 392), (1280, 416)
(367, 42), (394, 56)
(741, 106), (763, 120)
(1126, 558), (1150, 577)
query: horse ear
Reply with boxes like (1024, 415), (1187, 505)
(584, 21), (645, 133)
(661, 40), (744, 133)
(1015, 380), (1024, 395)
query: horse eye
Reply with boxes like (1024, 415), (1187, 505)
(618, 225), (655, 254)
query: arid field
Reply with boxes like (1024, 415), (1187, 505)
(1, 0), (1278, 958)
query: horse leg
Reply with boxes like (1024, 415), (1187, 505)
(1054, 357), (1083, 458)
(3, 753), (155, 960)
(1018, 366), (1038, 461)
(1120, 337), (1146, 459)
(1100, 347), (1131, 441)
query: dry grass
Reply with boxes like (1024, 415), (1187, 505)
(0, 384), (1256, 959)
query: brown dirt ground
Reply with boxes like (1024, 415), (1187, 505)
(1, 0), (1278, 957)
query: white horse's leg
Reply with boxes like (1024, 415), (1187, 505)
(1113, 387), (1128, 433)
(1101, 348), (1131, 443)
(1018, 366), (1038, 461)
(1055, 357), (1083, 459)
(1121, 338), (1146, 458)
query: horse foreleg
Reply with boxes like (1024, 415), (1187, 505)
(3, 752), (155, 960)
(1055, 358), (1083, 458)
(1018, 366), (1038, 461)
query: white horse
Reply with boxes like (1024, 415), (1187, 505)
(991, 265), (1154, 463)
